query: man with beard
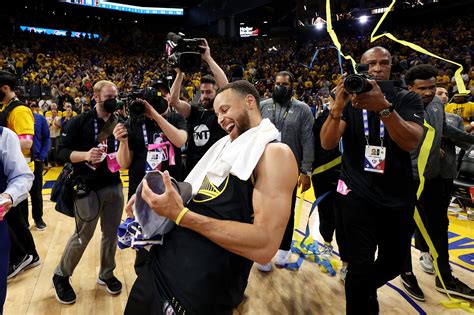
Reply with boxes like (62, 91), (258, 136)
(399, 64), (474, 301)
(256, 71), (314, 271)
(169, 39), (228, 175)
(52, 80), (124, 304)
(125, 80), (298, 315)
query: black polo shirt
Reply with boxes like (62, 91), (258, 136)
(127, 111), (187, 199)
(340, 90), (424, 208)
(58, 109), (122, 191)
(185, 105), (227, 174)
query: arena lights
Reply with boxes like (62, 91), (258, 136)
(20, 26), (101, 39)
(61, 0), (184, 16)
(359, 15), (369, 24)
(315, 22), (325, 30)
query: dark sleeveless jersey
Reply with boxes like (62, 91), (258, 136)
(125, 174), (255, 315)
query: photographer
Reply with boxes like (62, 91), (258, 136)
(169, 39), (228, 175)
(320, 46), (424, 314)
(113, 81), (187, 274)
(52, 80), (124, 305)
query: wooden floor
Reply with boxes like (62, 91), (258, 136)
(4, 186), (473, 314)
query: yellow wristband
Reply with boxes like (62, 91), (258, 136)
(175, 207), (189, 226)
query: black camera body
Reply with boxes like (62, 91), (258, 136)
(344, 64), (400, 95)
(166, 32), (205, 73)
(126, 86), (168, 123)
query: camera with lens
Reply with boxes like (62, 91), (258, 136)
(343, 64), (374, 94)
(126, 86), (169, 123)
(344, 64), (400, 95)
(166, 32), (205, 73)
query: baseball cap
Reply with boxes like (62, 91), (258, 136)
(134, 171), (192, 238)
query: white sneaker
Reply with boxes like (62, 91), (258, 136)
(255, 262), (272, 272)
(419, 252), (435, 274)
(340, 266), (348, 283)
(320, 243), (334, 260)
(274, 250), (290, 268)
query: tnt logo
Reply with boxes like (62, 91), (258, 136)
(193, 124), (210, 147)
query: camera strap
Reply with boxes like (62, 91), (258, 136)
(94, 118), (118, 151)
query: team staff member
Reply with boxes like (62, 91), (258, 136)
(320, 46), (424, 314)
(125, 80), (298, 315)
(257, 71), (314, 271)
(0, 70), (40, 278)
(52, 80), (124, 304)
(0, 126), (34, 315)
(170, 39), (228, 175)
(400, 65), (474, 301)
(113, 82), (187, 274)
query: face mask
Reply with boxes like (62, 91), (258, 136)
(103, 98), (118, 113)
(272, 85), (292, 104)
(0, 90), (5, 103)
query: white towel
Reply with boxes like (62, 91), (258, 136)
(185, 118), (279, 195)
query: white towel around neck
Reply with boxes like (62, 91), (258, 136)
(185, 118), (279, 195)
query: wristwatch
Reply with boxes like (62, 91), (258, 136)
(377, 102), (394, 118)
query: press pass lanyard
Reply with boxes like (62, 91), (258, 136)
(272, 102), (291, 131)
(142, 123), (149, 147)
(362, 109), (385, 146)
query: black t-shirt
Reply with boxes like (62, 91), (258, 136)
(127, 111), (187, 199)
(340, 90), (424, 208)
(185, 105), (227, 174)
(57, 109), (122, 191)
(313, 109), (342, 169)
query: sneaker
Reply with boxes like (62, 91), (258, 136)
(35, 219), (47, 231)
(320, 242), (333, 260)
(340, 266), (348, 283)
(24, 255), (41, 270)
(52, 274), (76, 304)
(97, 276), (122, 295)
(419, 252), (435, 274)
(274, 250), (290, 268)
(435, 276), (474, 300)
(7, 254), (33, 279)
(400, 272), (425, 301)
(255, 262), (272, 272)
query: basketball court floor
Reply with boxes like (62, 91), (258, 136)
(3, 167), (473, 314)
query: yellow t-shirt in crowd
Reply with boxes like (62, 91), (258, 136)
(0, 103), (35, 169)
(445, 102), (474, 126)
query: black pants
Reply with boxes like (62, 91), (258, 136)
(279, 187), (297, 251)
(413, 177), (452, 277)
(27, 161), (44, 222)
(311, 168), (339, 243)
(48, 137), (58, 165)
(337, 192), (414, 315)
(5, 203), (38, 263)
